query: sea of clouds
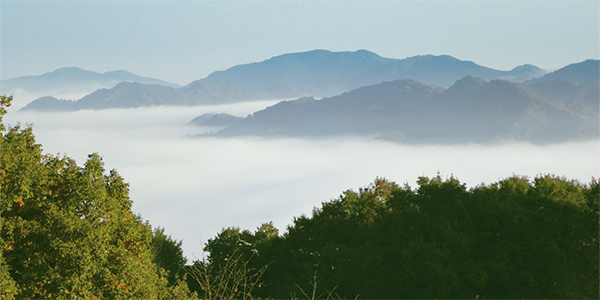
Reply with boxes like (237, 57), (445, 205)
(4, 100), (599, 261)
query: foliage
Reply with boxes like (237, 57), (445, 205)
(186, 249), (267, 300)
(185, 223), (277, 298)
(152, 226), (187, 285)
(205, 175), (598, 299)
(0, 95), (196, 299)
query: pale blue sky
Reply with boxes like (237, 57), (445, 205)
(1, 0), (599, 85)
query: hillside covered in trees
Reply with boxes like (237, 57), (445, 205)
(1, 95), (599, 299)
(213, 76), (598, 144)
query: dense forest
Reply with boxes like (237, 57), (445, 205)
(1, 95), (598, 299)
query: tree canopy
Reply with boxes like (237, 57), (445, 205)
(0, 95), (194, 299)
(199, 175), (599, 299)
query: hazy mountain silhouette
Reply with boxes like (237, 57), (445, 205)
(185, 50), (545, 98)
(187, 113), (243, 127)
(214, 76), (597, 144)
(20, 80), (261, 111)
(21, 82), (183, 111)
(183, 50), (395, 99)
(524, 60), (600, 111)
(21, 50), (548, 111)
(525, 59), (599, 84)
(366, 55), (545, 88)
(2, 67), (180, 97)
(527, 79), (599, 109)
(17, 96), (77, 112)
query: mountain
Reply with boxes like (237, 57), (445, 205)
(1, 67), (180, 96)
(73, 82), (183, 109)
(187, 113), (243, 127)
(527, 79), (599, 110)
(495, 64), (548, 82)
(20, 80), (261, 111)
(183, 50), (396, 99)
(524, 60), (600, 110)
(21, 82), (183, 111)
(213, 76), (597, 144)
(525, 59), (599, 84)
(184, 50), (545, 98)
(17, 96), (77, 112)
(21, 50), (548, 111)
(366, 55), (545, 88)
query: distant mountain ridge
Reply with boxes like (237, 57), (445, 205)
(185, 50), (546, 98)
(184, 50), (397, 98)
(525, 59), (599, 84)
(365, 54), (545, 88)
(213, 76), (598, 144)
(21, 50), (551, 111)
(187, 113), (243, 127)
(523, 59), (599, 111)
(2, 67), (180, 97)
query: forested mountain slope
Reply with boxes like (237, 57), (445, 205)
(214, 76), (598, 144)
(525, 60), (600, 110)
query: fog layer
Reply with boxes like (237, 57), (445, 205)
(5, 102), (598, 260)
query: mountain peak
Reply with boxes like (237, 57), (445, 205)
(51, 67), (88, 73)
(40, 67), (103, 81)
(511, 64), (543, 72)
(444, 75), (487, 97)
(456, 75), (487, 85)
(264, 49), (389, 65)
(104, 70), (133, 76)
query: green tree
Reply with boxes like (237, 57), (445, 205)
(241, 175), (599, 299)
(152, 226), (188, 286)
(0, 95), (195, 299)
(186, 222), (278, 298)
(0, 95), (19, 299)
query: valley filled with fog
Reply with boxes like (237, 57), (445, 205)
(4, 101), (598, 260)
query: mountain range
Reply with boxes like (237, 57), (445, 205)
(2, 67), (179, 99)
(211, 73), (598, 144)
(525, 59), (599, 85)
(14, 50), (599, 144)
(525, 60), (599, 110)
(185, 50), (546, 97)
(20, 50), (551, 111)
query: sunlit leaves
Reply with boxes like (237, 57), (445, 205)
(1, 96), (195, 299)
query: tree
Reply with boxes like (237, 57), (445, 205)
(185, 222), (278, 298)
(0, 96), (19, 299)
(239, 175), (599, 299)
(0, 95), (195, 299)
(152, 227), (188, 286)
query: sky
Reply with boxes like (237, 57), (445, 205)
(1, 0), (599, 86)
